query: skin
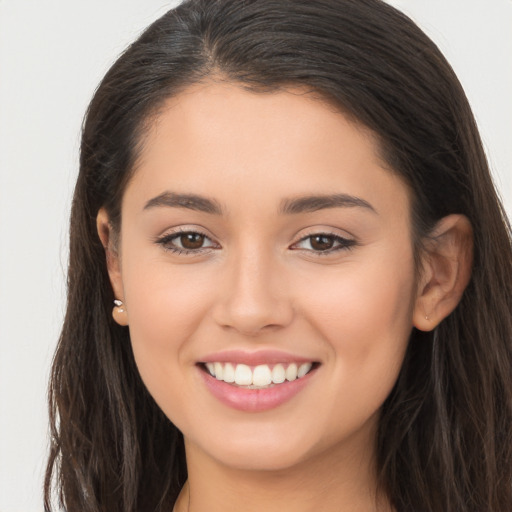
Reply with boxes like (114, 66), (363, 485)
(98, 82), (473, 512)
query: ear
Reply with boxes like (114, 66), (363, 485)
(413, 214), (473, 331)
(97, 208), (128, 326)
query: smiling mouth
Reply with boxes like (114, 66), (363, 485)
(199, 361), (319, 389)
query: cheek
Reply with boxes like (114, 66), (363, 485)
(297, 248), (416, 419)
(123, 237), (217, 330)
(120, 253), (217, 410)
(302, 249), (415, 338)
(126, 271), (206, 344)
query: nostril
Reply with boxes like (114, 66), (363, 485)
(211, 278), (294, 335)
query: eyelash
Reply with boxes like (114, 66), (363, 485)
(155, 229), (357, 256)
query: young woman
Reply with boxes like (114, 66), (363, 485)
(44, 1), (512, 511)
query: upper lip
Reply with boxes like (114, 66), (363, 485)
(199, 349), (318, 366)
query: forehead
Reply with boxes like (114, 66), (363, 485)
(126, 82), (410, 220)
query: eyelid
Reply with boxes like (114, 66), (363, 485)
(155, 223), (215, 238)
(292, 224), (356, 240)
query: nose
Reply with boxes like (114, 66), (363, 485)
(212, 248), (294, 336)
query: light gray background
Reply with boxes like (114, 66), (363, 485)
(0, 1), (510, 510)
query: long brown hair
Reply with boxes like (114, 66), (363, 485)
(45, 1), (512, 510)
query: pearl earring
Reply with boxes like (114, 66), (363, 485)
(113, 299), (125, 313)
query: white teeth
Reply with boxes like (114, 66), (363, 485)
(271, 364), (286, 384)
(205, 361), (314, 386)
(234, 364), (253, 386)
(214, 362), (224, 381)
(252, 365), (272, 387)
(298, 362), (312, 378)
(223, 362), (235, 383)
(285, 363), (298, 381)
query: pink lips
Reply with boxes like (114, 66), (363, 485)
(198, 350), (318, 412)
(200, 349), (314, 366)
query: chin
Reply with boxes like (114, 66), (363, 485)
(184, 420), (324, 472)
(208, 443), (309, 472)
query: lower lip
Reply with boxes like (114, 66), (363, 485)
(199, 366), (317, 412)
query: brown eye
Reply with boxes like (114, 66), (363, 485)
(291, 233), (356, 253)
(156, 230), (217, 254)
(309, 235), (335, 251)
(179, 232), (206, 249)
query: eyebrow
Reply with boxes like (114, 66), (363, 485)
(144, 192), (223, 215)
(143, 191), (376, 216)
(279, 194), (377, 215)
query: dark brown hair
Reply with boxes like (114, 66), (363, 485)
(45, 1), (512, 510)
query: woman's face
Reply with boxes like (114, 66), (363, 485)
(108, 82), (421, 471)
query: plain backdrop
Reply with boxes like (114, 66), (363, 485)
(0, 1), (510, 510)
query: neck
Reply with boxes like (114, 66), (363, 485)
(174, 427), (392, 512)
